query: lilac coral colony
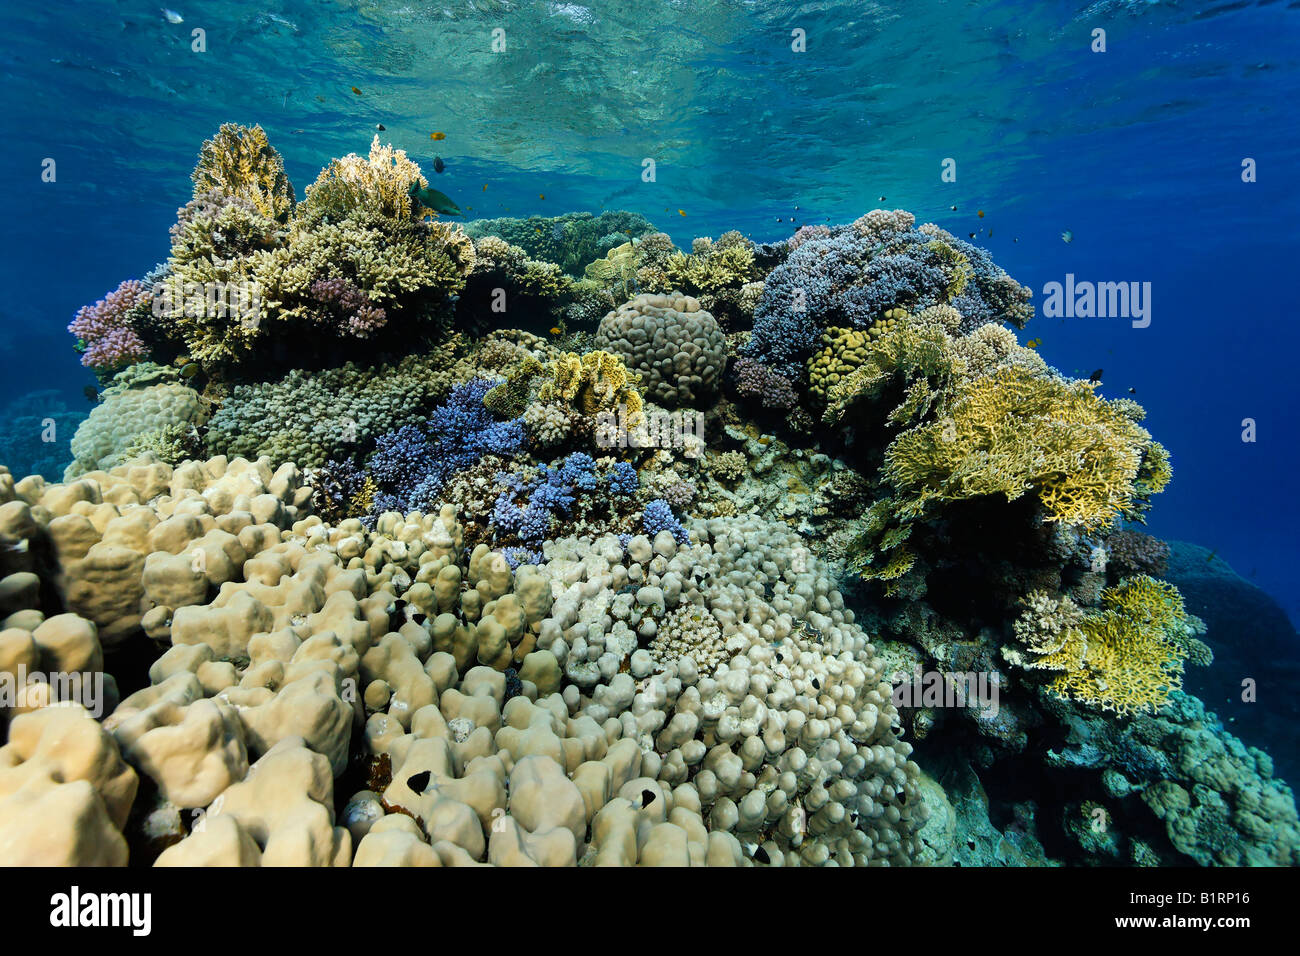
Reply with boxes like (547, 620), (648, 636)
(1, 113), (1296, 880)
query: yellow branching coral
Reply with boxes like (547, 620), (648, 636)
(663, 232), (758, 295)
(301, 136), (428, 223)
(1010, 577), (1197, 717)
(883, 366), (1168, 531)
(583, 241), (639, 298)
(191, 123), (295, 223)
(537, 350), (643, 423)
(251, 212), (475, 325)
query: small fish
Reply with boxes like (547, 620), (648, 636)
(549, 327), (562, 335)
(968, 232), (976, 238)
(430, 131), (445, 141)
(83, 385), (99, 403)
(987, 227), (993, 237)
(1128, 386), (1137, 394)
(878, 196), (886, 202)
(1061, 230), (1074, 243)
(482, 184), (487, 191)
(161, 8), (184, 24)
(794, 205), (800, 210)
(406, 770), (431, 793)
(180, 362), (200, 379)
(1206, 550), (1218, 563)
(678, 209), (686, 216)
(351, 86), (362, 95)
(1088, 368), (1104, 383)
(950, 204), (958, 211)
(788, 217), (794, 222)
(1013, 237), (1019, 243)
(977, 209), (985, 218)
(375, 123), (386, 131)
(539, 193), (545, 200)
(433, 156), (445, 173)
(315, 95), (326, 103)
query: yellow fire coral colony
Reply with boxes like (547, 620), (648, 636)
(536, 350), (644, 423)
(884, 366), (1169, 531)
(1008, 577), (1202, 717)
(190, 123), (296, 223)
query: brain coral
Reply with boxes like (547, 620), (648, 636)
(66, 382), (202, 479)
(594, 293), (727, 407)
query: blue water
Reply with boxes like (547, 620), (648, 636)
(0, 0), (1297, 622)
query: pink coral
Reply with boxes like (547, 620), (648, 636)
(309, 277), (387, 338)
(789, 224), (831, 251)
(68, 279), (151, 370)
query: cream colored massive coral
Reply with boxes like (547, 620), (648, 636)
(0, 452), (924, 867)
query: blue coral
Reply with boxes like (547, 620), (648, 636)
(367, 377), (526, 514)
(745, 221), (1031, 377)
(643, 498), (689, 545)
(609, 461), (638, 496)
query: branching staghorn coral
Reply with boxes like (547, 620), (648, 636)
(68, 279), (152, 371)
(299, 135), (427, 224)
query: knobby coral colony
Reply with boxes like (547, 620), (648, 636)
(6, 127), (1294, 869)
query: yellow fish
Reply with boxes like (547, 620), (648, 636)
(351, 86), (362, 95)
(549, 327), (562, 335)
(539, 193), (545, 200)
(678, 209), (686, 216)
(977, 209), (984, 218)
(482, 184), (487, 191)
(430, 131), (445, 141)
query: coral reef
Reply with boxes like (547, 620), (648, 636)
(464, 210), (657, 276)
(205, 349), (458, 469)
(31, 176), (1297, 870)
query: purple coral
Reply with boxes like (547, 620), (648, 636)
(660, 479), (697, 512)
(1107, 529), (1171, 578)
(310, 277), (387, 338)
(68, 279), (152, 370)
(731, 356), (798, 410)
(745, 216), (1032, 377)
